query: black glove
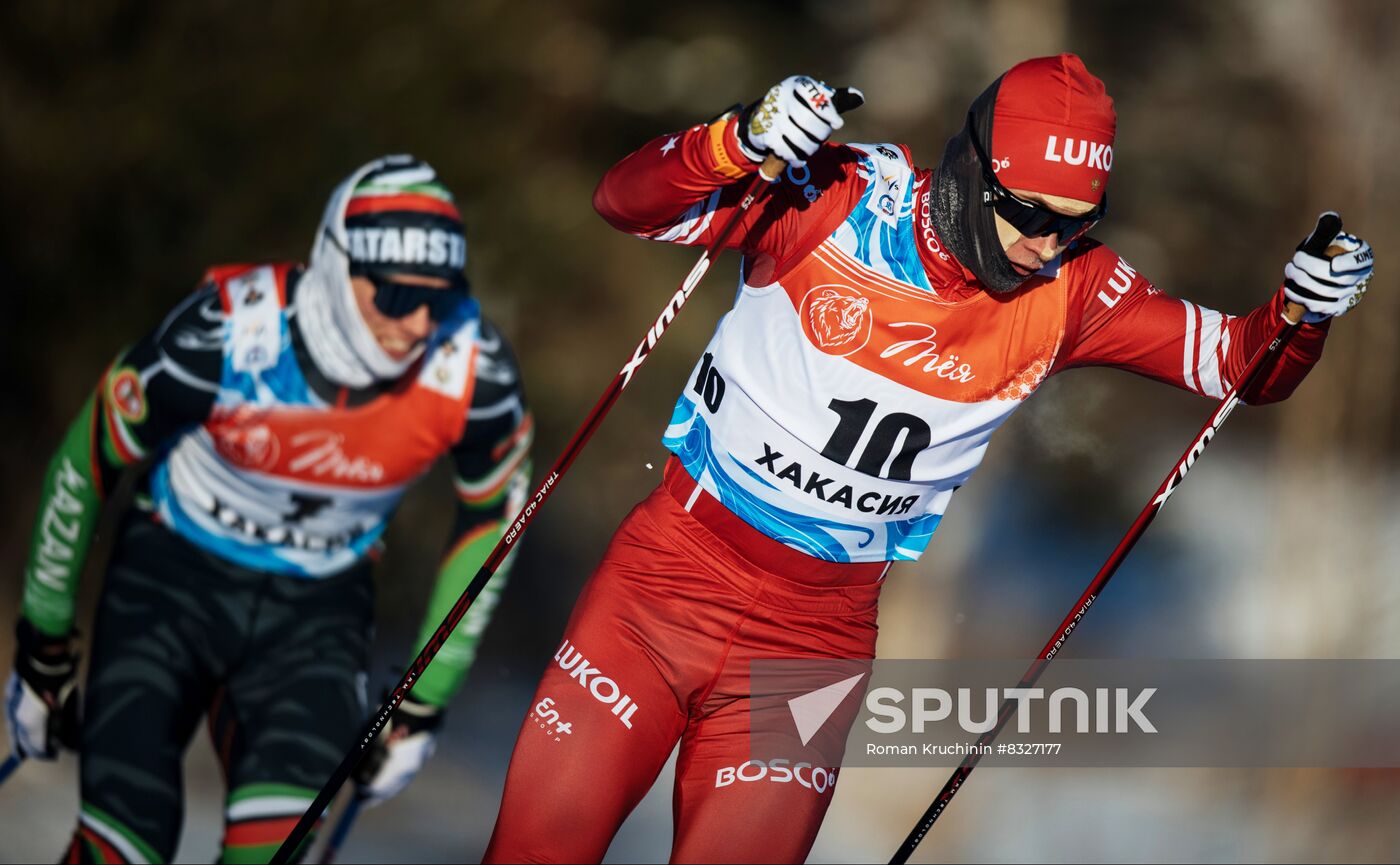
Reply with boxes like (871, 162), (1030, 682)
(5, 618), (81, 759)
(351, 695), (443, 806)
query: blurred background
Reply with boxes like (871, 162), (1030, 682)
(2, 0), (1398, 861)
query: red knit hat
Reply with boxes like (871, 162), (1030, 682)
(990, 54), (1116, 204)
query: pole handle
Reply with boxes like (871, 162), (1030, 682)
(758, 153), (786, 182)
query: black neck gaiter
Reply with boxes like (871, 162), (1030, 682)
(930, 77), (1028, 295)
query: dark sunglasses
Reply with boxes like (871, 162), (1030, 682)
(966, 112), (1106, 244)
(356, 268), (470, 322)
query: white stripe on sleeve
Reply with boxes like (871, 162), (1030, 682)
(649, 189), (721, 244)
(1181, 300), (1200, 393)
(1195, 308), (1225, 398)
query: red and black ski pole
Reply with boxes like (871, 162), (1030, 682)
(270, 89), (863, 865)
(888, 214), (1344, 864)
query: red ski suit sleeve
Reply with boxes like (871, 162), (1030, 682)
(593, 115), (864, 278)
(1053, 243), (1329, 403)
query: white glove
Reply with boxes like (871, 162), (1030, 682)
(6, 672), (56, 759)
(353, 697), (441, 807)
(6, 619), (81, 761)
(736, 75), (847, 167)
(1283, 212), (1374, 323)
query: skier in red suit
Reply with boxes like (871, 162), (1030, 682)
(484, 55), (1373, 863)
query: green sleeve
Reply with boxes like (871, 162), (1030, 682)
(409, 457), (531, 708)
(22, 293), (223, 637)
(23, 395), (111, 637)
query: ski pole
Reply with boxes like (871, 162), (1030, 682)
(888, 215), (1345, 865)
(0, 754), (20, 787)
(270, 88), (864, 865)
(318, 791), (367, 864)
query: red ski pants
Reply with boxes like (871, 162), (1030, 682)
(484, 458), (884, 863)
